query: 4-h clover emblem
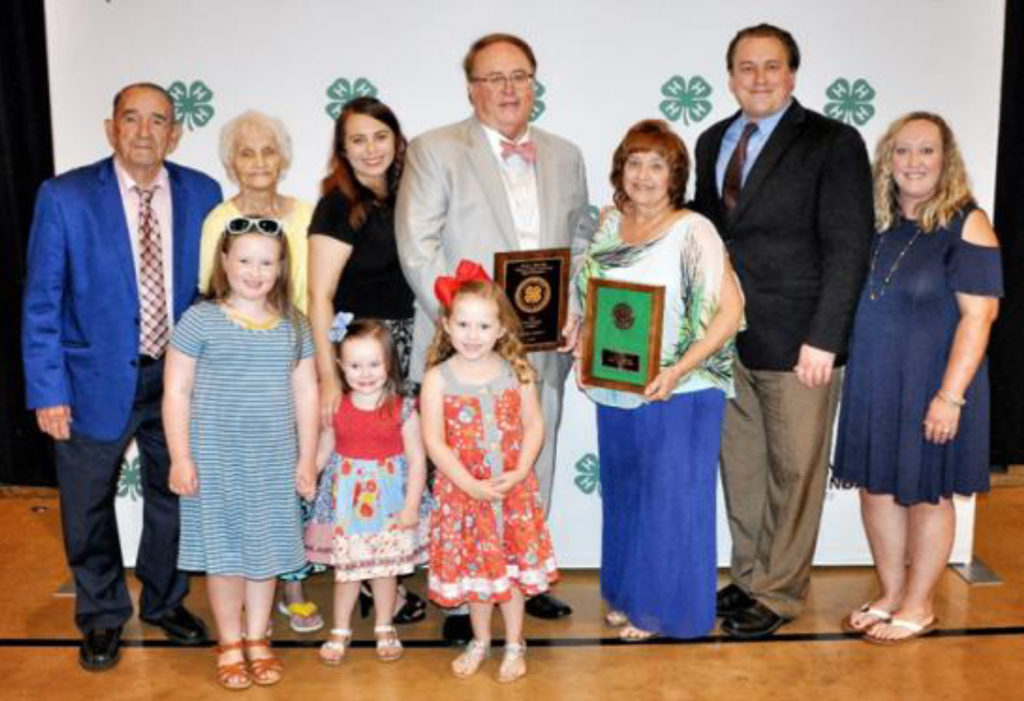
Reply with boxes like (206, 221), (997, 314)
(529, 80), (546, 122)
(167, 80), (214, 131)
(325, 78), (379, 120)
(824, 78), (876, 126)
(573, 453), (601, 496)
(116, 455), (142, 501)
(659, 75), (713, 126)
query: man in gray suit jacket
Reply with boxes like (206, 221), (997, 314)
(396, 32), (594, 638)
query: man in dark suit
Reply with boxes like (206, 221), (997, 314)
(22, 83), (222, 669)
(693, 24), (873, 638)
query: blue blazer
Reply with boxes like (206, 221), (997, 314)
(22, 157), (222, 441)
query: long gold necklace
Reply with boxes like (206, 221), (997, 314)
(868, 227), (922, 300)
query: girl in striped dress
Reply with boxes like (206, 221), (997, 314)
(305, 317), (427, 664)
(164, 217), (320, 690)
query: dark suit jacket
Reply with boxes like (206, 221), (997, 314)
(693, 99), (873, 371)
(22, 157), (222, 440)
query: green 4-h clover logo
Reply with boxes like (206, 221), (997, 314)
(574, 453), (601, 496)
(529, 80), (546, 122)
(167, 80), (214, 131)
(659, 75), (713, 126)
(325, 78), (379, 120)
(117, 454), (142, 501)
(824, 78), (876, 126)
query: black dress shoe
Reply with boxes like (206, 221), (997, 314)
(716, 584), (756, 618)
(393, 590), (428, 624)
(140, 605), (209, 645)
(524, 592), (572, 620)
(721, 602), (791, 639)
(79, 626), (122, 671)
(441, 613), (473, 645)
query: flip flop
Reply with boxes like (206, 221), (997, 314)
(863, 617), (938, 645)
(604, 610), (629, 627)
(841, 603), (893, 633)
(619, 624), (658, 643)
(277, 600), (325, 634)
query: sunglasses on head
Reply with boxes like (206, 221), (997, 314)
(225, 217), (283, 237)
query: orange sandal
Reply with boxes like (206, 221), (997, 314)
(215, 640), (251, 691)
(243, 638), (283, 686)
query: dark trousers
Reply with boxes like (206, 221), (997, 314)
(55, 359), (188, 632)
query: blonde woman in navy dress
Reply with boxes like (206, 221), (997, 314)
(834, 113), (1002, 643)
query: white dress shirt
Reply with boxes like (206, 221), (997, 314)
(481, 123), (540, 250)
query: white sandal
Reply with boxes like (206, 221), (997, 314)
(452, 638), (490, 678)
(841, 602), (892, 633)
(604, 610), (629, 627)
(864, 616), (938, 645)
(497, 640), (527, 683)
(319, 628), (351, 665)
(374, 625), (403, 662)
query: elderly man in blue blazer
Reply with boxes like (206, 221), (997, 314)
(22, 83), (221, 670)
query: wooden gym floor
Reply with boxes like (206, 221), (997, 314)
(1, 485), (1023, 700)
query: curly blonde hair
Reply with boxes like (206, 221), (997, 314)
(873, 111), (973, 233)
(425, 280), (537, 384)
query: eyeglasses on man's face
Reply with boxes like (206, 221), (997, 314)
(470, 71), (535, 91)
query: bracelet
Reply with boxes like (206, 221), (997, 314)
(938, 391), (966, 407)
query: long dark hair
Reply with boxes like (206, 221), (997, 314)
(321, 97), (407, 231)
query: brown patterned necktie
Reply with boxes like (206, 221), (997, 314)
(721, 122), (758, 213)
(135, 186), (169, 358)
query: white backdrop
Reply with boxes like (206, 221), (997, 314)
(45, 0), (1005, 567)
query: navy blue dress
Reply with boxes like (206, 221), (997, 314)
(834, 206), (1003, 505)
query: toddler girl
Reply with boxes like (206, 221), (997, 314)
(306, 316), (427, 663)
(164, 217), (319, 690)
(419, 260), (559, 683)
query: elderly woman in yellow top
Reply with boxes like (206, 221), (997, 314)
(197, 110), (321, 633)
(198, 110), (311, 312)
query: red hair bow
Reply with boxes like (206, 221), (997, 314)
(434, 260), (491, 309)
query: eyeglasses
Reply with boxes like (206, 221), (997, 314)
(225, 217), (283, 237)
(470, 71), (535, 91)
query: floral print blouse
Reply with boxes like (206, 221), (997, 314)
(575, 208), (740, 409)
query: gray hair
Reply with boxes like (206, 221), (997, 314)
(218, 110), (293, 184)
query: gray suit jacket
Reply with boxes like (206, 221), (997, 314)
(396, 117), (594, 385)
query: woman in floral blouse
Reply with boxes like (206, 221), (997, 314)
(575, 120), (744, 641)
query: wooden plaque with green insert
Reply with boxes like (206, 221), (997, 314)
(581, 278), (664, 394)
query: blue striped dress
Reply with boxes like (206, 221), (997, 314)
(172, 301), (313, 579)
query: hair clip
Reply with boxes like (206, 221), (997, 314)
(328, 311), (355, 343)
(434, 260), (491, 308)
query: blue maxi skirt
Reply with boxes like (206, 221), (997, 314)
(597, 388), (725, 638)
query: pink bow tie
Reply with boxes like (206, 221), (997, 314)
(500, 139), (537, 164)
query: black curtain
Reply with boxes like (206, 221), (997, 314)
(0, 1), (55, 485)
(990, 1), (1024, 466)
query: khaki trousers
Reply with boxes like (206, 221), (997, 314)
(720, 358), (841, 619)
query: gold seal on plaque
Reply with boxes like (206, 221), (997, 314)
(515, 276), (551, 313)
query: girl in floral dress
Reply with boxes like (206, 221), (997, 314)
(419, 261), (559, 683)
(306, 317), (427, 663)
